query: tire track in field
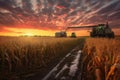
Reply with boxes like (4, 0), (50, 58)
(42, 48), (82, 80)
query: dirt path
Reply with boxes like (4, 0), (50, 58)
(42, 48), (82, 80)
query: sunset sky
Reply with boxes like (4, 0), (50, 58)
(0, 0), (120, 36)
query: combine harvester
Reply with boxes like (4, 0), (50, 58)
(55, 22), (115, 38)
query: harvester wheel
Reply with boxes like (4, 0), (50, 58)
(107, 32), (114, 38)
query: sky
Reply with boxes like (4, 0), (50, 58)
(0, 0), (120, 36)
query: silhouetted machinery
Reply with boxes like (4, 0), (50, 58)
(71, 32), (76, 38)
(90, 23), (114, 38)
(55, 31), (67, 37)
(55, 22), (115, 38)
(55, 31), (76, 38)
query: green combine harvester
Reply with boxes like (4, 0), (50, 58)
(90, 23), (114, 38)
(55, 22), (115, 38)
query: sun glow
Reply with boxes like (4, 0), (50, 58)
(2, 27), (56, 36)
(24, 33), (34, 36)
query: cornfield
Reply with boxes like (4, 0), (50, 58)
(0, 37), (82, 79)
(83, 38), (120, 80)
(1, 37), (120, 80)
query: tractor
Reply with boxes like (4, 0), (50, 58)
(71, 32), (76, 38)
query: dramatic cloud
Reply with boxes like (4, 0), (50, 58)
(0, 0), (120, 33)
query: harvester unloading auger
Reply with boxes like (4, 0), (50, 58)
(55, 22), (115, 38)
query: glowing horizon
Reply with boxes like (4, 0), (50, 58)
(0, 26), (90, 36)
(0, 0), (120, 36)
